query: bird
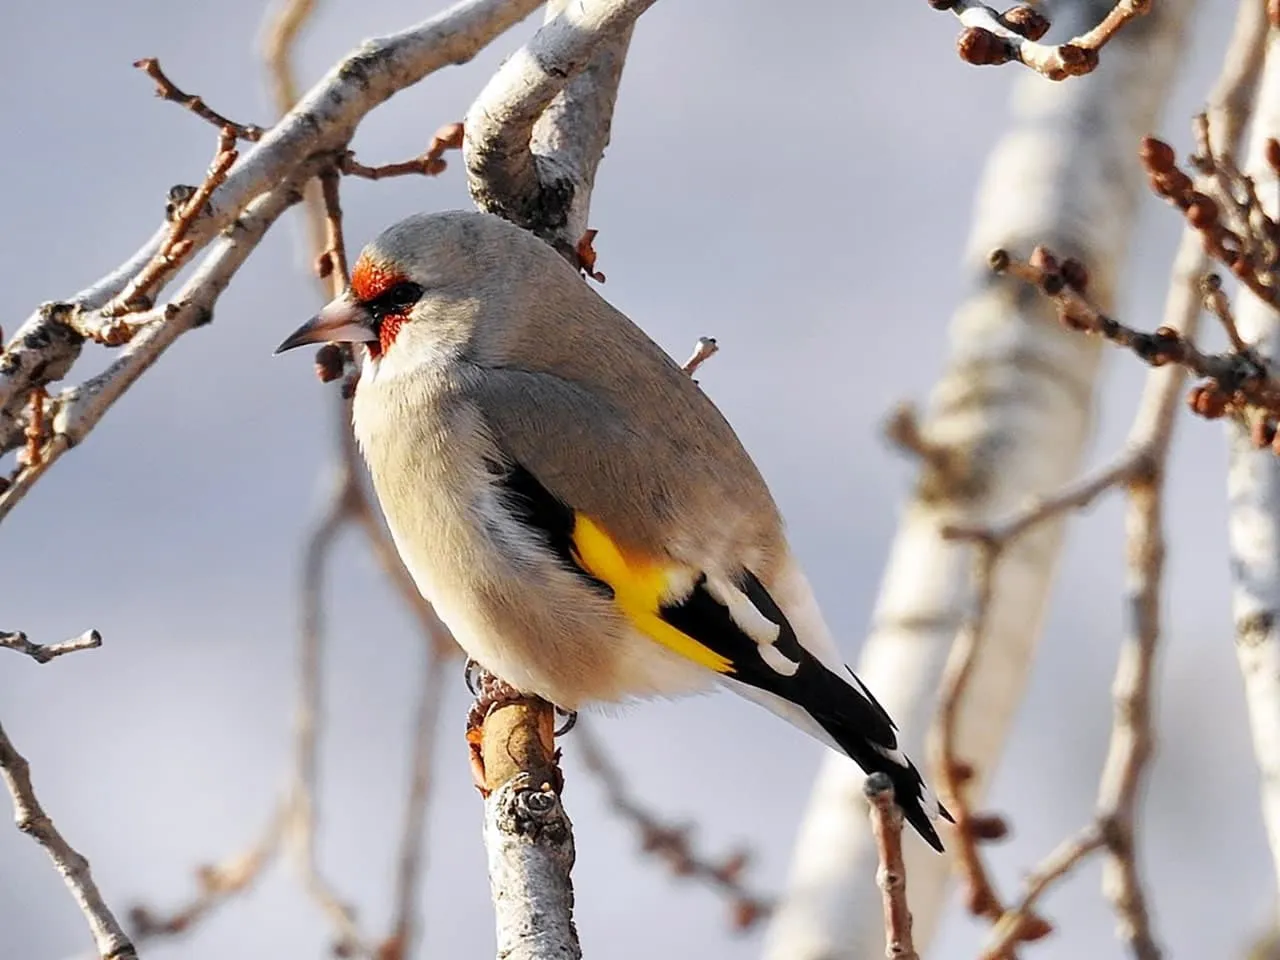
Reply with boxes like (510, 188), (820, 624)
(276, 210), (951, 850)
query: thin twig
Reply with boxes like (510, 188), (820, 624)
(0, 720), (137, 960)
(990, 247), (1280, 424)
(128, 809), (285, 944)
(973, 9), (1273, 943)
(381, 653), (447, 960)
(947, 0), (1149, 80)
(0, 170), (316, 526)
(680, 336), (719, 377)
(101, 128), (242, 321)
(0, 629), (102, 663)
(864, 773), (917, 960)
(575, 718), (773, 931)
(290, 448), (370, 957)
(983, 826), (1104, 957)
(0, 0), (543, 480)
(133, 57), (265, 140)
(340, 122), (465, 181)
(931, 444), (1152, 946)
(928, 544), (1010, 927)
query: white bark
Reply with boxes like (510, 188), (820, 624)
(464, 0), (647, 248)
(765, 1), (1195, 956)
(1227, 22), (1280, 914)
(485, 775), (580, 960)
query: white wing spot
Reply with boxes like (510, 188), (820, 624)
(705, 575), (802, 676)
(871, 741), (910, 769)
(758, 642), (800, 677)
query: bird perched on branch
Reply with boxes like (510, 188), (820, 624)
(276, 210), (950, 850)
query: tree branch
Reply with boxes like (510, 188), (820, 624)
(2, 718), (136, 959)
(0, 628), (101, 663)
(864, 774), (917, 960)
(465, 0), (648, 252)
(0, 0), (543, 510)
(945, 0), (1149, 79)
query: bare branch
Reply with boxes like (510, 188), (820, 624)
(575, 718), (772, 931)
(465, 0), (652, 250)
(1, 720), (137, 960)
(0, 166), (318, 524)
(133, 57), (265, 141)
(680, 336), (719, 377)
(973, 8), (1271, 947)
(946, 0), (1149, 80)
(480, 697), (580, 960)
(341, 122), (465, 180)
(0, 628), (101, 663)
(382, 652), (447, 960)
(863, 774), (917, 960)
(101, 128), (242, 322)
(0, 0), (543, 495)
(128, 812), (284, 944)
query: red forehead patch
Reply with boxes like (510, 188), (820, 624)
(350, 256), (406, 303)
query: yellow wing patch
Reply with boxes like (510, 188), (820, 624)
(570, 514), (735, 674)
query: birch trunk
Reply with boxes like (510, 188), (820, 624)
(1227, 22), (1280, 917)
(765, 2), (1196, 956)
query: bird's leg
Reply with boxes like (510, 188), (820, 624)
(553, 707), (578, 736)
(464, 664), (531, 793)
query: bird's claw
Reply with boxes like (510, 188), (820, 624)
(553, 707), (578, 736)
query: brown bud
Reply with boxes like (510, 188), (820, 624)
(1056, 43), (1098, 73)
(731, 899), (766, 931)
(1001, 5), (1050, 40)
(1268, 138), (1280, 175)
(715, 851), (749, 883)
(988, 248), (1011, 273)
(1187, 193), (1219, 228)
(1060, 310), (1090, 332)
(968, 813), (1010, 841)
(966, 886), (1000, 917)
(1060, 257), (1089, 293)
(1029, 245), (1060, 275)
(1140, 137), (1177, 174)
(314, 343), (346, 383)
(422, 157), (448, 176)
(1189, 383), (1228, 420)
(957, 26), (1015, 66)
(1015, 913), (1056, 943)
(1253, 417), (1278, 448)
(429, 120), (466, 152)
(1164, 168), (1194, 200)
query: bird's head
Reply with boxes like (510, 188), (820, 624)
(275, 210), (542, 375)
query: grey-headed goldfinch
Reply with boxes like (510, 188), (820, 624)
(277, 211), (950, 850)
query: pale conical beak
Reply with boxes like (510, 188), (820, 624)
(274, 297), (375, 354)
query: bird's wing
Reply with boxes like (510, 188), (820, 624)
(467, 366), (948, 849)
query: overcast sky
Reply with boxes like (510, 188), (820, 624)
(0, 1), (1261, 958)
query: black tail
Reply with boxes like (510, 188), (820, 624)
(812, 705), (953, 852)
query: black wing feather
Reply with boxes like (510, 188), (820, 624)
(662, 570), (949, 851)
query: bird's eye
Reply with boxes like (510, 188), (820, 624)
(387, 282), (423, 307)
(367, 281), (424, 320)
